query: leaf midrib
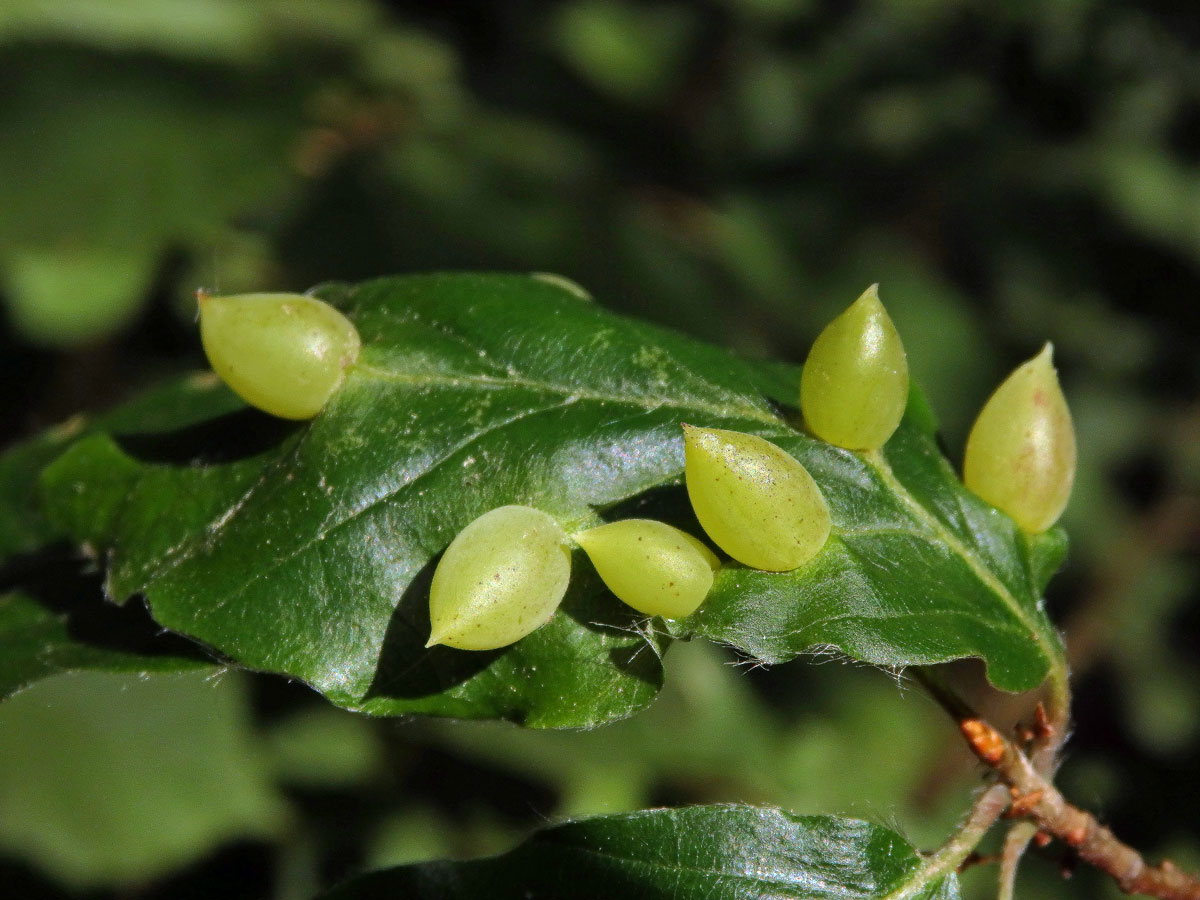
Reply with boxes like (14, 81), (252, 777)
(352, 363), (783, 428)
(141, 363), (783, 602)
(526, 835), (907, 896)
(135, 353), (1060, 690)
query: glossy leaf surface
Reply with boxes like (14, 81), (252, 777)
(319, 805), (961, 900)
(36, 274), (1066, 726)
(0, 377), (234, 700)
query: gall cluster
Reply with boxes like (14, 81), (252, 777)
(197, 285), (1077, 652)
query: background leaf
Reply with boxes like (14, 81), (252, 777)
(318, 805), (960, 900)
(0, 669), (287, 889)
(38, 273), (1062, 727)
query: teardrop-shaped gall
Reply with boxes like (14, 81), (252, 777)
(427, 506), (572, 651)
(800, 284), (909, 450)
(198, 291), (361, 420)
(575, 519), (720, 619)
(963, 344), (1076, 533)
(683, 425), (831, 571)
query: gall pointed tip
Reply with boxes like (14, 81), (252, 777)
(681, 423), (726, 456)
(848, 283), (883, 315)
(1022, 342), (1059, 383)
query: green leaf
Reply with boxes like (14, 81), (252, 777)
(0, 0), (381, 65)
(550, 2), (699, 106)
(39, 274), (1064, 727)
(0, 376), (238, 700)
(0, 581), (214, 702)
(682, 412), (1068, 690)
(0, 52), (302, 343)
(318, 805), (960, 900)
(0, 670), (287, 888)
(1, 245), (158, 346)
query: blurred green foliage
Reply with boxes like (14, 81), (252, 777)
(0, 1), (1197, 898)
(0, 670), (286, 888)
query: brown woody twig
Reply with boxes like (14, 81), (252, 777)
(959, 717), (1200, 900)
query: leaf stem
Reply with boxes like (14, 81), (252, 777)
(993, 670), (1069, 898)
(1031, 661), (1071, 775)
(882, 783), (1011, 900)
(998, 821), (1039, 900)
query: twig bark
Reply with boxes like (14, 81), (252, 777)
(997, 821), (1039, 900)
(914, 668), (1200, 899)
(957, 716), (1200, 900)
